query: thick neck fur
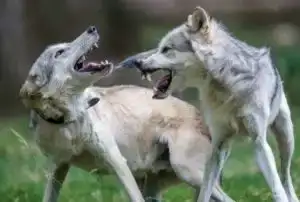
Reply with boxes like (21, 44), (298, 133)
(207, 20), (269, 59)
(64, 92), (88, 121)
(192, 20), (274, 103)
(39, 89), (89, 123)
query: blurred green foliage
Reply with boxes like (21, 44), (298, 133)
(1, 116), (300, 202)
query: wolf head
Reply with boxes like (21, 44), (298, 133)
(20, 26), (113, 122)
(140, 26), (197, 71)
(119, 7), (216, 98)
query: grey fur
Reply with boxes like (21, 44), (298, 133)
(19, 27), (234, 202)
(117, 49), (157, 69)
(19, 27), (145, 202)
(120, 6), (299, 202)
(160, 31), (193, 53)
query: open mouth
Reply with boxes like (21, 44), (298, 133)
(139, 68), (173, 99)
(73, 43), (112, 74)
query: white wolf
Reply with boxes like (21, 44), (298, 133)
(19, 26), (233, 202)
(119, 7), (299, 202)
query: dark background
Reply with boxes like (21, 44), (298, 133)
(0, 1), (300, 201)
(1, 0), (300, 116)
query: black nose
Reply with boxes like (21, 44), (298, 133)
(133, 60), (142, 68)
(87, 26), (97, 34)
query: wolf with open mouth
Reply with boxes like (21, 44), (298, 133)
(19, 26), (146, 202)
(20, 26), (114, 123)
(118, 25), (198, 99)
(19, 25), (235, 202)
(119, 6), (299, 202)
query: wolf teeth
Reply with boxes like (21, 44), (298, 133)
(141, 73), (152, 82)
(87, 43), (98, 54)
(93, 43), (98, 49)
(78, 55), (86, 63)
(99, 60), (110, 66)
(146, 73), (152, 82)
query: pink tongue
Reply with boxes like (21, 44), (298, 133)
(152, 73), (172, 99)
(85, 62), (99, 69)
(79, 62), (102, 72)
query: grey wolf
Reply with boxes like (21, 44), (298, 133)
(19, 26), (144, 202)
(119, 7), (299, 202)
(19, 26), (233, 202)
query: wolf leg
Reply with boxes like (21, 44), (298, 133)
(196, 134), (232, 202)
(42, 162), (70, 202)
(93, 145), (144, 202)
(271, 95), (299, 202)
(244, 113), (288, 202)
(87, 133), (144, 202)
(167, 128), (234, 202)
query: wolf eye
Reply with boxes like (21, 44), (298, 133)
(161, 46), (172, 54)
(54, 49), (65, 58)
(29, 74), (38, 81)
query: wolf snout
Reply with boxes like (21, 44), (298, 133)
(133, 60), (142, 68)
(87, 26), (97, 34)
(118, 57), (143, 69)
(19, 82), (37, 99)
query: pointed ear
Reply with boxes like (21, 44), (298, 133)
(187, 7), (210, 33)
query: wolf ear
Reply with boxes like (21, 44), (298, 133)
(187, 7), (210, 33)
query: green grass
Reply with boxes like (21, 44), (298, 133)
(1, 116), (300, 202)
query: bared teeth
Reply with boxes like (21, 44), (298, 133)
(78, 55), (86, 63)
(146, 73), (152, 81)
(100, 60), (110, 66)
(93, 43), (98, 48)
(141, 73), (152, 82)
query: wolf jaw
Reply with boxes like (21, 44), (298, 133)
(151, 69), (173, 99)
(133, 61), (174, 99)
(73, 42), (112, 74)
(19, 26), (113, 124)
(118, 24), (199, 98)
(73, 42), (98, 71)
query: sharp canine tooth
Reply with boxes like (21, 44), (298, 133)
(78, 56), (85, 63)
(146, 73), (152, 82)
